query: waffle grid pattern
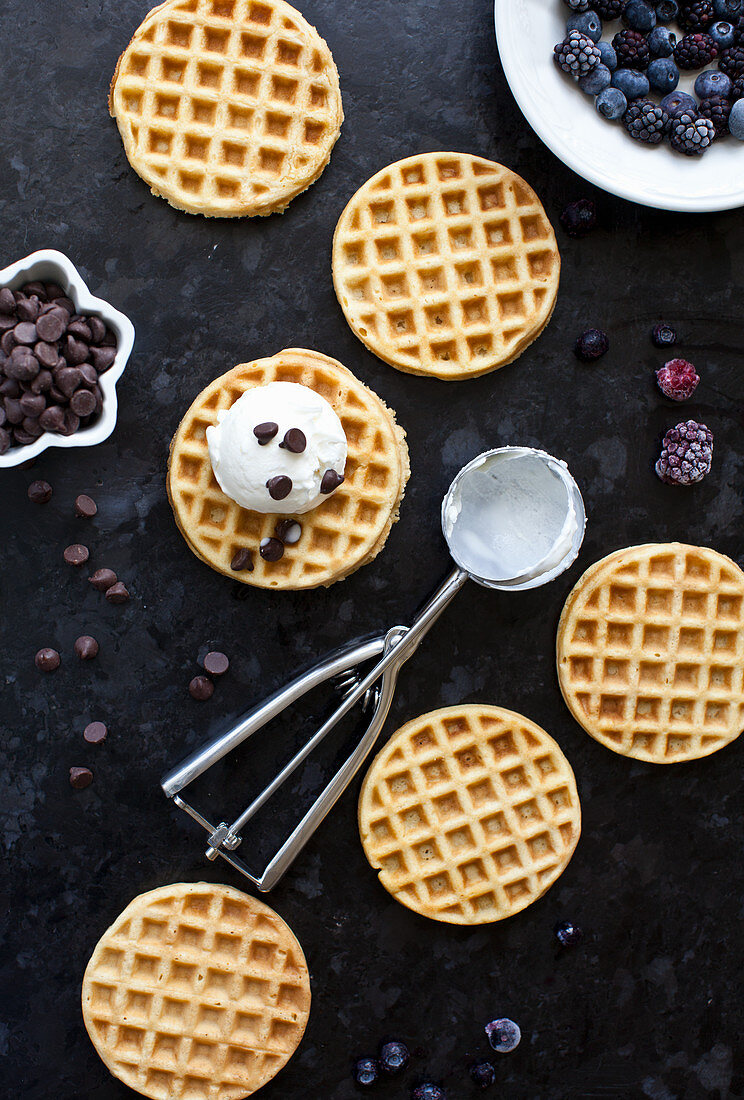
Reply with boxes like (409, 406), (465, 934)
(557, 544), (744, 763)
(110, 0), (342, 216)
(82, 884), (311, 1100)
(167, 349), (409, 589)
(332, 153), (560, 379)
(358, 706), (581, 925)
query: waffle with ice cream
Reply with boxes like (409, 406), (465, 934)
(167, 348), (409, 589)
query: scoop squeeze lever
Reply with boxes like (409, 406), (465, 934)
(161, 446), (586, 891)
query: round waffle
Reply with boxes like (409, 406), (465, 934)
(81, 883), (311, 1100)
(358, 705), (581, 925)
(109, 0), (343, 217)
(167, 349), (409, 589)
(557, 543), (744, 763)
(332, 152), (560, 380)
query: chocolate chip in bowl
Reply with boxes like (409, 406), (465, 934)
(0, 250), (134, 468)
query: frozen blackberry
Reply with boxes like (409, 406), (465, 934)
(354, 1058), (380, 1087)
(575, 328), (609, 360)
(729, 73), (744, 97)
(656, 358), (700, 399)
(470, 1061), (496, 1090)
(675, 32), (719, 67)
(655, 420), (713, 485)
(698, 93), (732, 133)
(594, 0), (626, 16)
(379, 1041), (410, 1076)
(613, 27), (651, 68)
(651, 322), (677, 347)
(624, 98), (669, 141)
(560, 198), (598, 237)
(554, 30), (603, 78)
(669, 108), (716, 152)
(677, 1), (715, 30)
(564, 0), (591, 10)
(718, 43), (744, 73)
(554, 919), (584, 946)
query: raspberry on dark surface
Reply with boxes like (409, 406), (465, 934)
(655, 420), (713, 485)
(656, 358), (701, 400)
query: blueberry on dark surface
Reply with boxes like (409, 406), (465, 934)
(596, 85), (628, 117)
(354, 1057), (380, 1087)
(575, 328), (609, 360)
(560, 198), (598, 237)
(379, 1040), (410, 1076)
(675, 31), (719, 67)
(651, 322), (677, 348)
(624, 98), (669, 142)
(594, 0), (625, 16)
(411, 1084), (446, 1100)
(469, 1060), (496, 1089)
(612, 67), (650, 98)
(554, 919), (585, 946)
(567, 10), (604, 41)
(648, 56), (680, 90)
(485, 1018), (522, 1054)
(656, 0), (680, 21)
(555, 30), (603, 77)
(678, 1), (715, 30)
(648, 25), (678, 56)
(656, 420), (713, 484)
(669, 109), (716, 152)
(613, 27), (651, 68)
(623, 0), (657, 31)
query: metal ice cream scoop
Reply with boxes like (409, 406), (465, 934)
(161, 446), (586, 891)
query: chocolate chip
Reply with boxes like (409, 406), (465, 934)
(55, 296), (75, 316)
(84, 721), (107, 744)
(23, 281), (47, 300)
(0, 377), (20, 397)
(19, 393), (46, 419)
(189, 675), (214, 701)
(105, 582), (130, 604)
(260, 537), (284, 562)
(63, 543), (89, 566)
(74, 494), (97, 518)
(17, 297), (40, 323)
(21, 417), (44, 438)
(1, 330), (17, 355)
(78, 363), (98, 388)
(89, 567), (117, 590)
(67, 319), (91, 342)
(13, 322), (37, 346)
(70, 389), (96, 417)
(230, 548), (254, 571)
(88, 316), (106, 344)
(274, 519), (302, 545)
(4, 397), (23, 424)
(0, 427), (10, 454)
(60, 410), (80, 436)
(279, 428), (306, 453)
(44, 282), (64, 300)
(7, 347), (40, 381)
(30, 369), (53, 394)
(55, 366), (82, 397)
(27, 479), (52, 503)
(320, 469), (345, 494)
(203, 651), (229, 676)
(35, 647), (61, 671)
(74, 635), (99, 660)
(266, 475), (292, 501)
(253, 421), (279, 445)
(69, 766), (93, 789)
(64, 335), (89, 366)
(34, 341), (59, 369)
(0, 315), (16, 331)
(39, 405), (66, 433)
(0, 288), (15, 314)
(90, 346), (116, 373)
(13, 427), (37, 446)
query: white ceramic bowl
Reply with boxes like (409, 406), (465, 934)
(494, 0), (744, 213)
(0, 249), (135, 468)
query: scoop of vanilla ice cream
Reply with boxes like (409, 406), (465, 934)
(206, 381), (347, 514)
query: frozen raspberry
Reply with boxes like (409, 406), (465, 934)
(656, 420), (713, 485)
(656, 358), (700, 400)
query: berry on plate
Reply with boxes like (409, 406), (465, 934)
(568, 10), (604, 42)
(596, 85), (628, 117)
(669, 109), (716, 152)
(674, 32), (719, 68)
(613, 28), (652, 68)
(623, 0), (658, 32)
(624, 98), (669, 141)
(555, 30), (603, 78)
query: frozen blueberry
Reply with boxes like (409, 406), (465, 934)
(713, 0), (742, 18)
(648, 56), (680, 91)
(648, 25), (677, 57)
(655, 0), (679, 21)
(354, 1058), (380, 1087)
(564, 0), (591, 9)
(469, 1061), (496, 1089)
(598, 40), (618, 71)
(379, 1041), (410, 1076)
(623, 0), (657, 31)
(560, 199), (598, 237)
(574, 328), (609, 361)
(709, 20), (736, 47)
(411, 1085), (446, 1100)
(694, 68), (732, 98)
(660, 89), (698, 116)
(612, 67), (650, 99)
(567, 10), (603, 42)
(596, 85), (628, 119)
(651, 322), (677, 348)
(554, 919), (584, 947)
(485, 1018), (521, 1054)
(579, 62), (612, 92)
(729, 97), (744, 137)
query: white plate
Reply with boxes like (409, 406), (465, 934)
(0, 250), (135, 468)
(494, 0), (744, 212)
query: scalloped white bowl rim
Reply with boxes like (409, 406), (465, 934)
(0, 249), (135, 468)
(495, 0), (744, 213)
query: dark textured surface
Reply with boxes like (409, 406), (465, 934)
(2, 1), (744, 1098)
